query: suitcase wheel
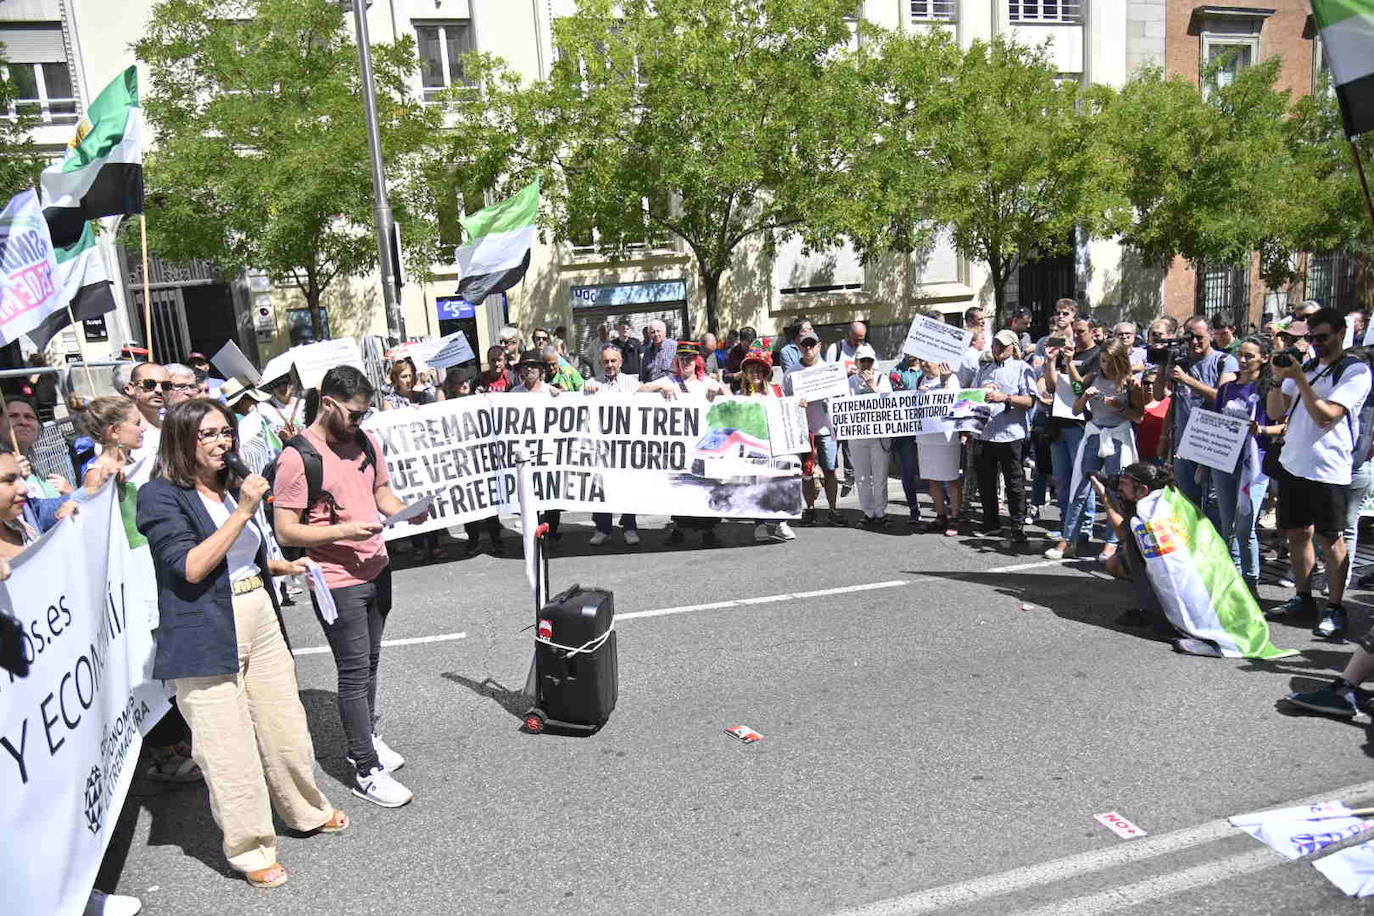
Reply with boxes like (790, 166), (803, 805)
(523, 709), (546, 734)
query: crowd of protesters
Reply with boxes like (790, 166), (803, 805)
(9, 294), (1374, 909)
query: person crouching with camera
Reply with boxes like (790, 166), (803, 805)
(1265, 308), (1372, 640)
(136, 399), (346, 888)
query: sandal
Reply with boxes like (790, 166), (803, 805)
(316, 809), (349, 834)
(246, 864), (288, 888)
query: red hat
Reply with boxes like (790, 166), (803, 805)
(675, 340), (701, 357)
(741, 348), (772, 370)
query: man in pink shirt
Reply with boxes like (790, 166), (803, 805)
(273, 366), (424, 809)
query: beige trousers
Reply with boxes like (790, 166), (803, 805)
(175, 586), (332, 873)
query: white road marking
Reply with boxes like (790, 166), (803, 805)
(292, 631), (468, 657)
(984, 558), (1073, 574)
(617, 580), (916, 621)
(1011, 849), (1278, 916)
(829, 778), (1374, 916)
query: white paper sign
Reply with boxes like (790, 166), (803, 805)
(1051, 375), (1083, 420)
(306, 562), (338, 624)
(259, 349), (296, 386)
(290, 338), (365, 389)
(764, 397), (809, 456)
(211, 339), (261, 385)
(425, 332), (476, 370)
(786, 362), (849, 401)
(1230, 802), (1373, 860)
(1176, 408), (1249, 473)
(1315, 839), (1374, 896)
(901, 313), (971, 366)
(1094, 812), (1148, 840)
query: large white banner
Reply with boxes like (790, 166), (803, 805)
(0, 188), (62, 347)
(830, 389), (992, 440)
(0, 484), (168, 916)
(363, 393), (805, 535)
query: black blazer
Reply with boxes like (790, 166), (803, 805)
(135, 477), (283, 681)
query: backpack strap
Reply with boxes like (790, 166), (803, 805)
(282, 434), (333, 522)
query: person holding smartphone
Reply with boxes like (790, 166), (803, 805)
(273, 366), (426, 809)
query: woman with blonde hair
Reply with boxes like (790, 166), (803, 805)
(1049, 339), (1143, 561)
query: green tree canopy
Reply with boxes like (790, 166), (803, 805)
(136, 0), (442, 340)
(1100, 60), (1302, 288)
(450, 0), (875, 333)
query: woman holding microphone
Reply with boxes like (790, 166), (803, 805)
(137, 399), (346, 888)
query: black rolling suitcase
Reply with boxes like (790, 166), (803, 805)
(522, 525), (618, 735)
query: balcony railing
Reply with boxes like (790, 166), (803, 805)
(1008, 1), (1082, 24)
(910, 0), (958, 22)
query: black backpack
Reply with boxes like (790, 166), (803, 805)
(1328, 348), (1374, 473)
(263, 431), (379, 557)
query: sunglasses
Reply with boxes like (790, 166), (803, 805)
(1187, 333), (1209, 342)
(170, 382), (200, 392)
(135, 379), (173, 392)
(326, 397), (372, 424)
(1294, 332), (1334, 343)
(533, 334), (550, 342)
(1055, 311), (1074, 317)
(196, 427), (235, 444)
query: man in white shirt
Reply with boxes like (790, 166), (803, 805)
(1267, 307), (1372, 640)
(585, 345), (641, 545)
(824, 320), (869, 376)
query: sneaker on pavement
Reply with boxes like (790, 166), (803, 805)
(1275, 575), (1296, 589)
(372, 734), (405, 771)
(353, 766), (413, 808)
(1314, 606), (1349, 640)
(1009, 530), (1029, 545)
(588, 531), (610, 546)
(146, 749), (203, 783)
(90, 891), (142, 916)
(1265, 594), (1318, 621)
(1286, 679), (1360, 717)
(799, 508), (817, 527)
(754, 523), (772, 543)
(774, 522), (796, 541)
(827, 509), (847, 527)
(623, 529), (641, 546)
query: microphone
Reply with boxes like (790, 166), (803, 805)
(223, 451), (272, 503)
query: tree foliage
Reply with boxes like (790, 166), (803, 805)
(1100, 61), (1302, 286)
(450, 0), (873, 333)
(135, 0), (442, 339)
(0, 49), (49, 201)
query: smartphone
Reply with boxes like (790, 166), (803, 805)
(1047, 337), (1066, 348)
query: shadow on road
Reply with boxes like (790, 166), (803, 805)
(441, 672), (529, 720)
(298, 688), (354, 788)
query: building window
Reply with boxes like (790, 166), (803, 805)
(1008, 1), (1082, 25)
(0, 24), (77, 124)
(1197, 264), (1249, 327)
(415, 21), (474, 101)
(1203, 39), (1255, 89)
(910, 1), (958, 22)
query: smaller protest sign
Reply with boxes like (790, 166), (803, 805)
(1176, 409), (1249, 473)
(764, 397), (809, 456)
(425, 331), (476, 370)
(1050, 376), (1083, 420)
(787, 362), (849, 401)
(901, 313), (970, 366)
(0, 189), (61, 346)
(291, 338), (365, 389)
(211, 339), (260, 385)
(259, 349), (295, 386)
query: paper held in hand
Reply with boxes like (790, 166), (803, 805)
(382, 495), (434, 527)
(901, 313), (971, 366)
(305, 562), (337, 624)
(1176, 408), (1250, 473)
(787, 361), (849, 401)
(210, 339), (261, 385)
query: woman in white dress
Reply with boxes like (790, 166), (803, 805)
(915, 361), (963, 537)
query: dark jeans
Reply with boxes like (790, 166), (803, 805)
(593, 513), (638, 534)
(313, 566), (392, 776)
(465, 515), (502, 543)
(974, 440), (1026, 531)
(891, 437), (921, 519)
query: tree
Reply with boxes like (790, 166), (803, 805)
(1100, 61), (1301, 293)
(0, 49), (50, 201)
(450, 0), (873, 334)
(135, 0), (442, 340)
(913, 38), (1122, 324)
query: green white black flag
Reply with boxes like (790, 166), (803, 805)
(39, 66), (144, 247)
(28, 221), (118, 350)
(455, 179), (538, 304)
(1313, 0), (1374, 137)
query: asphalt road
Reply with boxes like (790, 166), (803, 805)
(99, 485), (1374, 915)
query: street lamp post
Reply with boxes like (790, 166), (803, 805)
(344, 0), (406, 344)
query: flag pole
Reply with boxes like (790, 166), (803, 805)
(0, 388), (20, 455)
(139, 215), (153, 360)
(65, 303), (97, 393)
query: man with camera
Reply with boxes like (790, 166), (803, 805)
(1265, 308), (1371, 639)
(1151, 316), (1237, 509)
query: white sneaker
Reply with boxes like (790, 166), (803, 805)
(372, 734), (405, 771)
(589, 531), (610, 546)
(754, 523), (772, 542)
(774, 522), (796, 541)
(353, 766), (413, 808)
(90, 891), (142, 916)
(623, 530), (640, 546)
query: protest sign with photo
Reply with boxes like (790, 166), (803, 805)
(362, 393), (804, 536)
(785, 362), (849, 401)
(1176, 409), (1249, 473)
(0, 484), (169, 916)
(830, 389), (991, 440)
(900, 313), (970, 366)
